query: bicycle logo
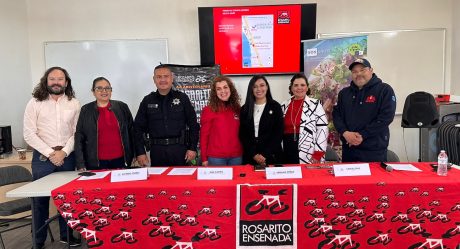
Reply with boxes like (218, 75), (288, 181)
(391, 213), (411, 223)
(367, 230), (392, 245)
(123, 201), (136, 208)
(359, 196), (369, 203)
(245, 189), (289, 215)
(78, 209), (95, 219)
(408, 238), (444, 249)
(192, 226), (221, 241)
(407, 205), (421, 213)
(331, 215), (348, 225)
(178, 215), (199, 226)
(366, 212), (386, 223)
(166, 242), (194, 249)
(346, 220), (364, 231)
(106, 194), (116, 201)
(451, 203), (460, 211)
(94, 206), (112, 214)
(178, 204), (188, 210)
(318, 234), (360, 249)
(76, 197), (87, 204)
(62, 212), (73, 219)
(323, 188), (334, 194)
(124, 194), (135, 201)
(429, 200), (440, 206)
(342, 201), (355, 208)
(90, 198), (103, 205)
(420, 191), (429, 197)
(111, 228), (137, 244)
(304, 217), (325, 228)
(308, 224), (338, 238)
(169, 195), (177, 200)
(142, 214), (162, 226)
(309, 208), (324, 217)
(59, 202), (72, 211)
(149, 223), (181, 241)
(436, 187), (444, 192)
(377, 202), (390, 209)
(157, 208), (170, 216)
(182, 190), (192, 196)
(304, 199), (317, 206)
(429, 213), (450, 223)
(92, 217), (110, 231)
(111, 209), (132, 220)
(53, 193), (65, 200)
(327, 202), (340, 209)
(145, 194), (155, 199)
(207, 188), (216, 194)
(218, 209), (232, 217)
(378, 195), (389, 202)
(397, 223), (431, 237)
(73, 189), (83, 195)
(347, 208), (365, 218)
(166, 212), (183, 222)
(442, 222), (460, 238)
(345, 189), (354, 194)
(324, 194), (335, 200)
(410, 187), (420, 192)
(416, 209), (434, 219)
(80, 227), (103, 247)
(198, 206), (212, 215)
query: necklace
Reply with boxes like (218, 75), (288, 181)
(290, 99), (303, 141)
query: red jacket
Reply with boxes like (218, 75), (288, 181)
(200, 106), (243, 162)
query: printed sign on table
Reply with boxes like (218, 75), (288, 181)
(237, 184), (297, 248)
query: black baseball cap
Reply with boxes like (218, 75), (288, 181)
(348, 58), (372, 70)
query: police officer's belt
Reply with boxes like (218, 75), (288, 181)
(151, 137), (182, 145)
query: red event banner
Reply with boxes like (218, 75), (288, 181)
(213, 5), (301, 75)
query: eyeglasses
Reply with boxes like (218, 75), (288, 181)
(94, 87), (112, 92)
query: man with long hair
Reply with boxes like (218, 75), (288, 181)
(23, 67), (81, 248)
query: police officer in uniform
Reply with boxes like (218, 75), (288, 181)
(134, 64), (199, 166)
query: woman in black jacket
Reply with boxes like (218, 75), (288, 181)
(74, 77), (135, 170)
(239, 75), (284, 166)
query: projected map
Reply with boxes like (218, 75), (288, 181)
(242, 15), (274, 68)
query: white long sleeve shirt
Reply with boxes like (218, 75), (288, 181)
(23, 95), (80, 157)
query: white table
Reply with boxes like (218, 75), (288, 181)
(6, 171), (80, 248)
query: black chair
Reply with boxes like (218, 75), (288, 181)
(0, 165), (53, 249)
(386, 150), (400, 162)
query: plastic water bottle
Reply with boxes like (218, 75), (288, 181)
(437, 150), (448, 176)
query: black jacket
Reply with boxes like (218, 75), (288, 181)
(333, 74), (396, 151)
(74, 100), (135, 169)
(133, 90), (199, 156)
(239, 100), (284, 165)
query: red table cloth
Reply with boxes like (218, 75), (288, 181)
(52, 163), (460, 248)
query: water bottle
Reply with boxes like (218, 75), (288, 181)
(437, 150), (448, 176)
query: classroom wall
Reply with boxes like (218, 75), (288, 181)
(0, 0), (31, 148)
(3, 0), (457, 161)
(452, 1), (460, 95)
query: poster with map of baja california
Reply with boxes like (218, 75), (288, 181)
(242, 15), (274, 68)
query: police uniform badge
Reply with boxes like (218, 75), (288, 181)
(172, 98), (181, 105)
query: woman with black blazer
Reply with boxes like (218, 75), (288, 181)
(239, 75), (284, 165)
(74, 77), (135, 170)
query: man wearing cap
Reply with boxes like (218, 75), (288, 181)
(332, 58), (396, 162)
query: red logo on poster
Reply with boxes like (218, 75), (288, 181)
(277, 10), (291, 24)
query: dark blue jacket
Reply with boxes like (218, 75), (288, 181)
(133, 90), (199, 156)
(332, 74), (396, 151)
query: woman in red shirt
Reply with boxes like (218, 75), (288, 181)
(200, 75), (243, 166)
(74, 77), (135, 170)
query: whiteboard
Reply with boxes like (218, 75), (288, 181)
(318, 29), (446, 113)
(45, 39), (168, 115)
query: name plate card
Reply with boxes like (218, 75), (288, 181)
(111, 168), (148, 182)
(197, 168), (233, 180)
(333, 163), (371, 177)
(266, 166), (302, 179)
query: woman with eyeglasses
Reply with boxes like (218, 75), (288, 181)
(74, 77), (135, 170)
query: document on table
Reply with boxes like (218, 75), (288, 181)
(148, 167), (169, 175)
(386, 163), (422, 171)
(168, 168), (197, 175)
(77, 171), (111, 180)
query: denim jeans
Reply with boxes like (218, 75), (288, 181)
(31, 150), (75, 243)
(207, 156), (242, 166)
